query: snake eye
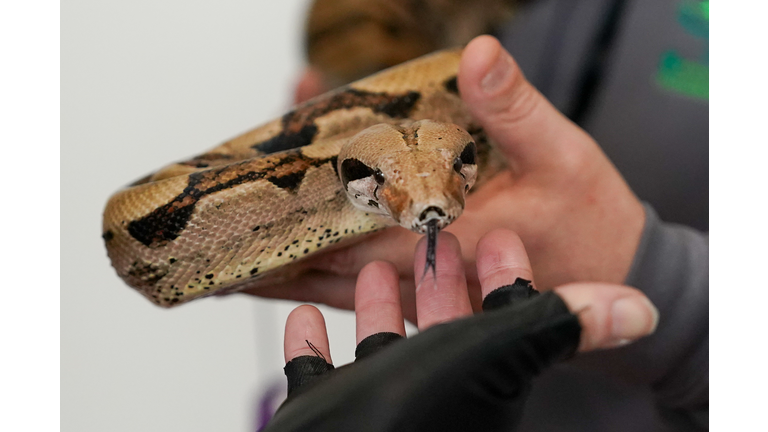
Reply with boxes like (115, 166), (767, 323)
(460, 142), (477, 165)
(453, 157), (463, 173)
(374, 169), (386, 185)
(340, 158), (375, 190)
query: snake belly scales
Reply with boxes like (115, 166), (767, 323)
(102, 49), (505, 308)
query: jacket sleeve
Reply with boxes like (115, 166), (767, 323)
(574, 203), (709, 429)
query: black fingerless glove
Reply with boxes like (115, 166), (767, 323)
(265, 279), (581, 432)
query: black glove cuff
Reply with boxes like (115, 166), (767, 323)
(284, 355), (335, 397)
(355, 332), (405, 361)
(482, 278), (539, 311)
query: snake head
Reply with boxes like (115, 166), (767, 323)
(338, 120), (477, 234)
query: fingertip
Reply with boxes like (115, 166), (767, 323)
(554, 283), (659, 352)
(458, 35), (503, 92)
(284, 305), (332, 364)
(477, 227), (522, 244)
(358, 260), (399, 282)
(355, 261), (406, 344)
(459, 35), (525, 100)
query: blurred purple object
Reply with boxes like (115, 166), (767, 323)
(256, 381), (285, 431)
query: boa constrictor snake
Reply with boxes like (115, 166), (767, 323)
(102, 48), (510, 308)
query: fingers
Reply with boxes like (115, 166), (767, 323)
(283, 305), (333, 364)
(554, 283), (659, 352)
(475, 229), (535, 298)
(457, 36), (595, 173)
(473, 229), (657, 351)
(355, 261), (407, 344)
(413, 232), (473, 330)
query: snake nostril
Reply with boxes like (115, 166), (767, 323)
(419, 206), (445, 221)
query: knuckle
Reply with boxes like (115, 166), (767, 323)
(507, 80), (542, 123)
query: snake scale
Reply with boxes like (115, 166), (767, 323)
(103, 46), (510, 308)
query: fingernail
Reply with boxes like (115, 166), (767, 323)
(481, 48), (513, 93)
(610, 297), (659, 343)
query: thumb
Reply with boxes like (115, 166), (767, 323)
(457, 36), (596, 174)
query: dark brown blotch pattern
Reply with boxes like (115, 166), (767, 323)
(127, 152), (336, 248)
(253, 88), (421, 154)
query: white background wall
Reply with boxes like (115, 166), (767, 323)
(62, 1), (366, 431)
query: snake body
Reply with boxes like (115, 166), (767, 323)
(103, 49), (505, 308)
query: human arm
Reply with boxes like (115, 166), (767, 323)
(257, 35), (709, 428)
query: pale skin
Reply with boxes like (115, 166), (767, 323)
(283, 229), (660, 363)
(248, 36), (646, 323)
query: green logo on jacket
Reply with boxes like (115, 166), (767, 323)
(656, 1), (708, 100)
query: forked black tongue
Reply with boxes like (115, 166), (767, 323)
(417, 219), (439, 290)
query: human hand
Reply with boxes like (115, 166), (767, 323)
(264, 230), (658, 432)
(250, 36), (645, 320)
